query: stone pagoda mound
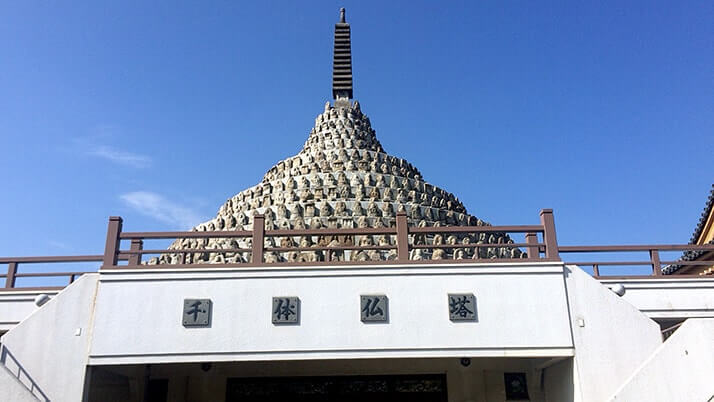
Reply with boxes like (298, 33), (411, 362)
(153, 9), (524, 264)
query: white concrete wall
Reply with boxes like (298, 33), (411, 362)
(0, 290), (58, 332)
(599, 277), (714, 319)
(0, 364), (40, 402)
(0, 274), (98, 402)
(544, 358), (578, 402)
(564, 265), (662, 402)
(0, 262), (687, 402)
(89, 263), (574, 365)
(609, 318), (714, 401)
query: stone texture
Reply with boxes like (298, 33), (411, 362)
(140, 7), (529, 265)
(272, 297), (300, 324)
(149, 100), (524, 265)
(182, 299), (212, 327)
(448, 294), (477, 321)
(360, 295), (388, 322)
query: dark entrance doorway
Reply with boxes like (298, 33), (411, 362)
(226, 374), (447, 402)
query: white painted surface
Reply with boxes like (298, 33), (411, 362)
(564, 265), (663, 402)
(599, 277), (714, 319)
(89, 263), (574, 365)
(609, 318), (714, 401)
(0, 364), (40, 402)
(543, 358), (579, 402)
(3, 262), (706, 401)
(0, 290), (58, 331)
(0, 275), (98, 402)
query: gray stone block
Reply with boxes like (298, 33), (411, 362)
(448, 293), (476, 321)
(272, 297), (300, 324)
(182, 299), (212, 327)
(360, 295), (388, 322)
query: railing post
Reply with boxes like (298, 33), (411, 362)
(252, 215), (265, 264)
(5, 262), (17, 289)
(396, 212), (409, 262)
(525, 233), (539, 259)
(650, 249), (662, 276)
(128, 239), (144, 266)
(592, 264), (600, 277)
(539, 209), (560, 260)
(102, 216), (123, 268)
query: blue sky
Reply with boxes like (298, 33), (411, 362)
(1, 1), (712, 267)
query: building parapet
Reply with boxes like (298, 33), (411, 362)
(2, 209), (714, 291)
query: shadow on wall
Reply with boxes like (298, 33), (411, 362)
(0, 344), (50, 401)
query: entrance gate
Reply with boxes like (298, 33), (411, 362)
(226, 374), (447, 402)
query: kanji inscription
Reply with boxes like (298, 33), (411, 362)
(360, 295), (388, 322)
(448, 293), (476, 321)
(182, 299), (212, 327)
(272, 297), (300, 324)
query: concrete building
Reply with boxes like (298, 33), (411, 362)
(1, 9), (713, 402)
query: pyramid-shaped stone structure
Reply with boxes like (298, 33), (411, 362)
(151, 9), (524, 264)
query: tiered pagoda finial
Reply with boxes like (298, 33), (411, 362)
(158, 8), (524, 265)
(332, 8), (353, 105)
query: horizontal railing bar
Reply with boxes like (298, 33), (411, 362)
(595, 274), (708, 279)
(567, 261), (653, 266)
(119, 226), (544, 241)
(124, 243), (538, 255)
(266, 245), (395, 252)
(0, 286), (65, 292)
(0, 256), (129, 264)
(568, 260), (714, 267)
(267, 228), (396, 236)
(410, 225), (544, 234)
(120, 230), (251, 239)
(2, 257), (708, 270)
(15, 272), (93, 278)
(559, 244), (714, 252)
(661, 260), (714, 266)
(120, 248), (252, 255)
(107, 257), (553, 270)
(412, 242), (539, 250)
(0, 255), (105, 263)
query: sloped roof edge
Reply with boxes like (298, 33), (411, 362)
(689, 184), (714, 244)
(663, 184), (714, 274)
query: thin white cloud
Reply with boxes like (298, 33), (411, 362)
(88, 145), (152, 168)
(48, 240), (71, 251)
(120, 191), (204, 229)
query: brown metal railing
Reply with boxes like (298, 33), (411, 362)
(108, 210), (554, 268)
(558, 244), (714, 278)
(2, 208), (713, 291)
(0, 255), (126, 291)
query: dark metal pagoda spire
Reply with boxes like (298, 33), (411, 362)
(332, 8), (353, 105)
